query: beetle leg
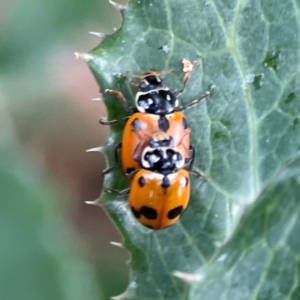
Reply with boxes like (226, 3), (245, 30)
(102, 143), (122, 176)
(185, 145), (206, 180)
(99, 116), (130, 125)
(174, 90), (212, 112)
(125, 169), (141, 179)
(189, 170), (206, 180)
(105, 187), (130, 195)
(185, 91), (212, 109)
(104, 89), (130, 112)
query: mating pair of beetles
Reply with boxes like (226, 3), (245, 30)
(101, 59), (212, 230)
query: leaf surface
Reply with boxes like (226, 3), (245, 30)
(88, 0), (300, 298)
(188, 157), (300, 300)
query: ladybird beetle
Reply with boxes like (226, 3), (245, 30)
(107, 134), (195, 229)
(101, 59), (212, 177)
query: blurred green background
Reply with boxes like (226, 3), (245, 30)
(0, 0), (128, 299)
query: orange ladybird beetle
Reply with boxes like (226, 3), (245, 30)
(101, 59), (212, 178)
(106, 132), (199, 229)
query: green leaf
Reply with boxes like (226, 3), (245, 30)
(188, 156), (300, 299)
(87, 0), (300, 299)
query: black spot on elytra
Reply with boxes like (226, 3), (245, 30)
(138, 176), (146, 187)
(168, 206), (183, 219)
(140, 206), (158, 219)
(182, 117), (189, 130)
(158, 115), (170, 132)
(131, 207), (141, 219)
(131, 118), (142, 131)
(161, 176), (171, 188)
